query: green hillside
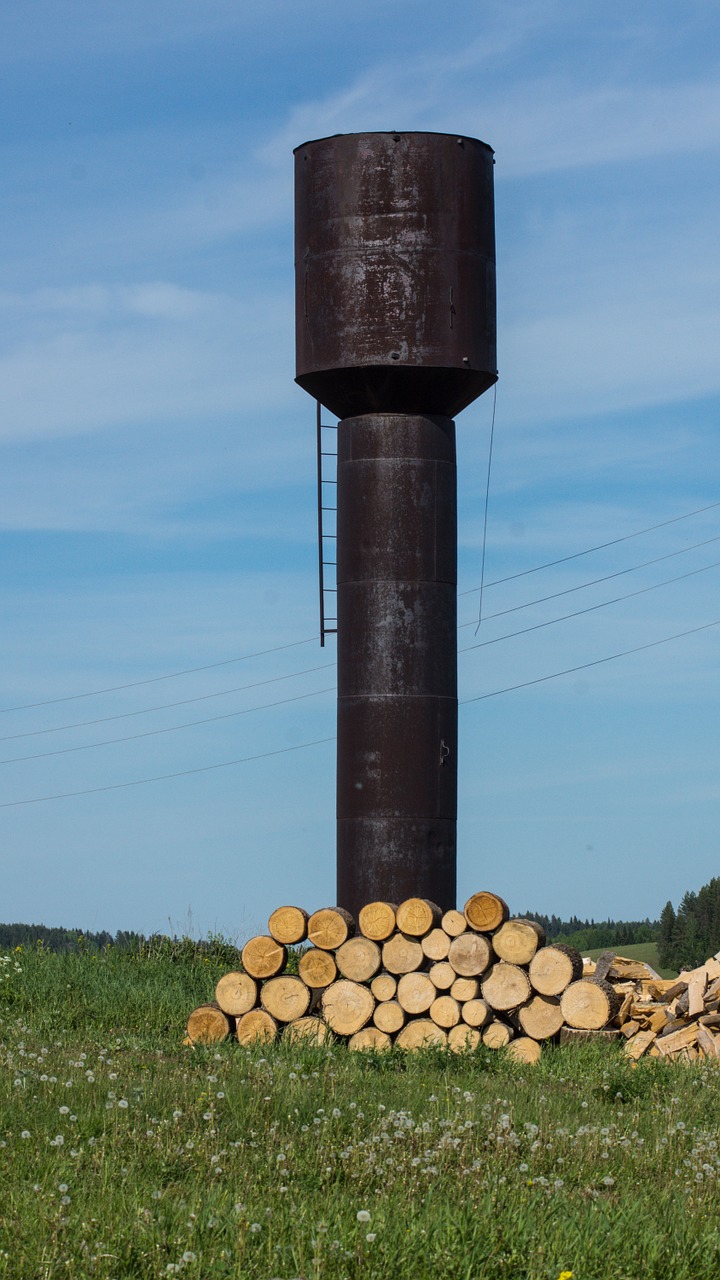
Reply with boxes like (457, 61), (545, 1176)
(583, 940), (677, 978)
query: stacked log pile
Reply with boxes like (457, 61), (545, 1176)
(586, 951), (720, 1062)
(186, 892), (638, 1060)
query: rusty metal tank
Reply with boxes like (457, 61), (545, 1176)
(294, 131), (496, 419)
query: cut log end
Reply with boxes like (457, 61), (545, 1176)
(560, 979), (622, 1031)
(492, 918), (545, 966)
(308, 907), (355, 950)
(395, 898), (442, 938)
(464, 891), (509, 933)
(186, 1004), (233, 1045)
(529, 944), (583, 997)
(358, 901), (397, 941)
(267, 905), (309, 945)
(236, 1009), (278, 1045)
(214, 971), (258, 1017)
(241, 934), (287, 980)
(321, 979), (375, 1036)
(348, 1026), (392, 1051)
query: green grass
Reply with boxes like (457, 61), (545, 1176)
(1, 944), (719, 1279)
(582, 942), (677, 979)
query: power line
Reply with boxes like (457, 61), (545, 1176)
(0, 686), (336, 766)
(458, 498), (720, 597)
(0, 737), (337, 809)
(0, 662), (336, 743)
(459, 557), (720, 654)
(0, 636), (318, 715)
(458, 531), (720, 631)
(460, 617), (720, 704)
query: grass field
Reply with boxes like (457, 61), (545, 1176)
(2, 942), (719, 1280)
(582, 942), (676, 979)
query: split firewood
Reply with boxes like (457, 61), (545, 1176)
(267, 905), (309, 945)
(358, 901), (397, 941)
(395, 898), (442, 937)
(241, 935), (287, 980)
(307, 907), (354, 950)
(214, 972), (258, 1017)
(464, 891), (509, 933)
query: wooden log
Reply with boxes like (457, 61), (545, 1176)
(481, 962), (532, 1012)
(428, 961), (456, 990)
(560, 979), (622, 1030)
(492, 918), (545, 965)
(382, 932), (425, 974)
(482, 1020), (513, 1049)
(321, 980), (375, 1036)
(448, 932), (492, 977)
(370, 972), (397, 1002)
(298, 947), (337, 989)
(260, 975), (312, 1023)
(241, 935), (287, 980)
(507, 1036), (542, 1064)
(186, 1004), (233, 1044)
(214, 972), (258, 1017)
(516, 993), (564, 1041)
(396, 972), (436, 1015)
(430, 995), (461, 1029)
(358, 901), (397, 941)
(335, 936), (381, 983)
(421, 928), (451, 961)
(373, 1000), (406, 1034)
(236, 1008), (278, 1045)
(395, 898), (442, 937)
(395, 1019), (448, 1049)
(448, 1024), (481, 1053)
(529, 944), (583, 996)
(450, 977), (480, 1002)
(307, 907), (355, 950)
(284, 1016), (329, 1045)
(441, 909), (467, 937)
(348, 1027), (392, 1051)
(267, 905), (309, 945)
(464, 891), (509, 933)
(461, 998), (490, 1028)
(559, 1026), (621, 1045)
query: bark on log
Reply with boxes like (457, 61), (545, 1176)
(481, 962), (532, 1012)
(460, 998), (490, 1028)
(441, 909), (468, 938)
(428, 961), (456, 990)
(421, 928), (451, 961)
(284, 1016), (330, 1044)
(298, 947), (337, 989)
(307, 907), (355, 950)
(348, 1027), (392, 1051)
(448, 932), (492, 977)
(267, 905), (309, 945)
(448, 1024), (481, 1053)
(450, 977), (480, 1002)
(464, 891), (509, 933)
(186, 1004), (233, 1044)
(236, 1008), (278, 1045)
(529, 944), (583, 996)
(358, 901), (397, 941)
(260, 975), (312, 1023)
(482, 1019), (513, 1048)
(214, 972), (258, 1017)
(395, 898), (442, 937)
(321, 979), (375, 1036)
(396, 971), (436, 1015)
(516, 993), (564, 1041)
(373, 1000), (406, 1034)
(335, 936), (381, 983)
(370, 972), (398, 1002)
(492, 918), (545, 965)
(560, 979), (622, 1030)
(395, 1019), (448, 1049)
(382, 933), (425, 974)
(241, 935), (287, 980)
(507, 1036), (542, 1064)
(430, 995), (461, 1029)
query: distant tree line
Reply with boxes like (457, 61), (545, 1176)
(524, 913), (659, 954)
(0, 923), (141, 952)
(657, 877), (720, 971)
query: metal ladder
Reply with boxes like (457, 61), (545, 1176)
(316, 400), (338, 646)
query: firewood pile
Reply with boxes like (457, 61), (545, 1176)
(587, 951), (720, 1062)
(186, 892), (640, 1060)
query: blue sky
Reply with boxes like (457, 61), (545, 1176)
(1, 1), (719, 938)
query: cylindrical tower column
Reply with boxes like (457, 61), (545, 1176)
(336, 413), (457, 916)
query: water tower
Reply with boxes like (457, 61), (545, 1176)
(294, 131), (497, 920)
